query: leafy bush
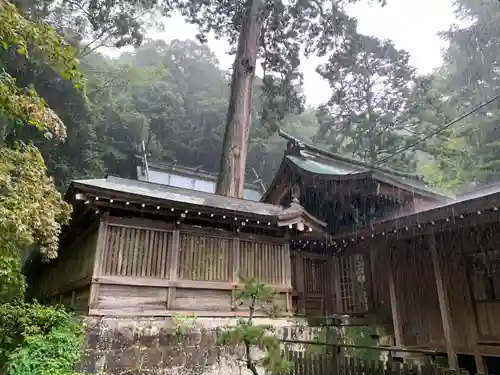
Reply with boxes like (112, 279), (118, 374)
(0, 302), (84, 375)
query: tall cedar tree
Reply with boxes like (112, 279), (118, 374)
(176, 0), (374, 197)
(316, 34), (416, 171)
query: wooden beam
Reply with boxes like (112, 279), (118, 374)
(92, 276), (292, 292)
(45, 275), (92, 297)
(429, 234), (459, 371)
(88, 308), (294, 318)
(85, 193), (286, 232)
(332, 204), (500, 243)
(107, 215), (175, 231)
(387, 246), (403, 347)
(167, 227), (180, 309)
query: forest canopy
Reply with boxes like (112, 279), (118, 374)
(3, 0), (500, 197)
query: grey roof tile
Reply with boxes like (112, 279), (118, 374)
(71, 176), (286, 216)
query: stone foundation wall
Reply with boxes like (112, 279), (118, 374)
(78, 316), (301, 375)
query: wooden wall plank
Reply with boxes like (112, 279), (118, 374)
(89, 213), (109, 311)
(388, 246), (403, 347)
(429, 234), (459, 371)
(167, 228), (180, 308)
(294, 251), (306, 314)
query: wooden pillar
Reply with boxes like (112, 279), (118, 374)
(232, 236), (241, 283)
(429, 234), (459, 371)
(167, 227), (180, 309)
(89, 213), (108, 313)
(387, 246), (403, 347)
(294, 251), (306, 314)
(326, 256), (336, 314)
(283, 241), (292, 312)
(88, 215), (107, 313)
(231, 236), (241, 309)
(365, 247), (375, 312)
(459, 232), (486, 375)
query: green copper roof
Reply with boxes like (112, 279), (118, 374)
(279, 130), (450, 200)
(286, 154), (364, 175)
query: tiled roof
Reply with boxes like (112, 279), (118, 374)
(68, 176), (325, 229)
(70, 176), (283, 216)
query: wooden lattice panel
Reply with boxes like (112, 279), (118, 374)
(178, 233), (232, 281)
(102, 225), (171, 277)
(239, 240), (285, 285)
(304, 258), (329, 295)
(335, 254), (368, 314)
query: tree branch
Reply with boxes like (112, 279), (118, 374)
(244, 293), (259, 375)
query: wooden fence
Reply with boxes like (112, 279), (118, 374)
(279, 350), (469, 375)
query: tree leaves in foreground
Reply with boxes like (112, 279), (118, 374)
(0, 4), (83, 375)
(0, 0), (83, 139)
(0, 0), (77, 300)
(0, 302), (83, 375)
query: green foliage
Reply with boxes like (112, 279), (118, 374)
(317, 34), (416, 171)
(0, 145), (71, 263)
(309, 323), (378, 360)
(11, 38), (321, 191)
(0, 0), (83, 139)
(342, 326), (379, 361)
(0, 250), (25, 303)
(0, 302), (83, 375)
(0, 6), (86, 375)
(172, 312), (198, 337)
(408, 0), (500, 192)
(217, 276), (292, 375)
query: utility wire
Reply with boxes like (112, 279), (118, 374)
(377, 91), (500, 164)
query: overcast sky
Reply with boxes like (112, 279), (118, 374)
(106, 0), (457, 106)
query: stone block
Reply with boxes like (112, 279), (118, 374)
(112, 327), (137, 350)
(77, 350), (106, 374)
(161, 346), (186, 367)
(137, 333), (158, 348)
(158, 330), (178, 347)
(140, 348), (163, 368)
(86, 328), (109, 350)
(105, 347), (141, 374)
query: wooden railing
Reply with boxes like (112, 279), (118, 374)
(278, 350), (469, 375)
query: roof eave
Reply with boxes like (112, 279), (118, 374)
(279, 129), (424, 181)
(285, 150), (449, 201)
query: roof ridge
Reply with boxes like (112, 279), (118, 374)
(99, 175), (275, 205)
(279, 129), (424, 181)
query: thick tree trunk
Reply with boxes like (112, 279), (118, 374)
(215, 0), (264, 197)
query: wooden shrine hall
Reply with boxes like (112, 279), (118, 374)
(26, 130), (500, 373)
